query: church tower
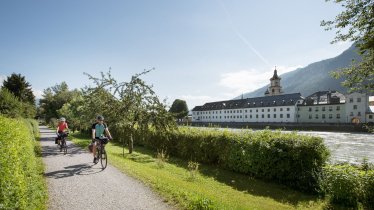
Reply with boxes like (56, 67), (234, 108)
(265, 67), (283, 96)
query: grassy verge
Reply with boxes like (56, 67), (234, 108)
(71, 132), (328, 210)
(33, 137), (48, 210)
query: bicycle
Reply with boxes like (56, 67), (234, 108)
(94, 137), (109, 169)
(59, 132), (69, 155)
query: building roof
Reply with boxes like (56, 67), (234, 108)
(303, 90), (345, 105)
(270, 69), (280, 80)
(192, 93), (303, 111)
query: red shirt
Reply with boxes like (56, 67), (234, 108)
(58, 122), (68, 132)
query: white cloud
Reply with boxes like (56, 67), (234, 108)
(219, 65), (302, 98)
(32, 89), (44, 99)
(0, 75), (6, 86)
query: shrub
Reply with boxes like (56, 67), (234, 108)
(131, 127), (329, 192)
(0, 116), (46, 209)
(322, 164), (374, 209)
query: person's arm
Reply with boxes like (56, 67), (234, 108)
(105, 128), (112, 139)
(92, 129), (96, 140)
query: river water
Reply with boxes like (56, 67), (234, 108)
(295, 131), (374, 164)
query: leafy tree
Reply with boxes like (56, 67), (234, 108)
(2, 73), (35, 104)
(321, 0), (374, 93)
(169, 99), (189, 119)
(39, 82), (76, 123)
(84, 70), (176, 154)
(0, 88), (36, 118)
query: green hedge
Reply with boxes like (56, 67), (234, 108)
(0, 116), (46, 209)
(322, 164), (374, 209)
(130, 127), (330, 192)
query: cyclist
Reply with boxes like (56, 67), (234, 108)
(92, 115), (112, 163)
(56, 117), (69, 145)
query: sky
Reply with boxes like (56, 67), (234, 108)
(0, 0), (352, 109)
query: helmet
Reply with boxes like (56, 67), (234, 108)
(96, 115), (104, 121)
(60, 117), (66, 122)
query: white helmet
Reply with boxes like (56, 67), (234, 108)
(60, 117), (66, 122)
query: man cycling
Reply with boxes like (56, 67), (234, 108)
(92, 115), (113, 163)
(56, 117), (69, 145)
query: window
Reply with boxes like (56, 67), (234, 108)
(353, 105), (358, 110)
(262, 109), (264, 112)
(233, 110), (236, 113)
(268, 109), (270, 112)
(309, 107), (312, 112)
(329, 114), (333, 119)
(256, 109), (258, 112)
(240, 110), (242, 113)
(262, 114), (264, 118)
(256, 114), (258, 118)
(358, 112), (361, 116)
(245, 115), (247, 118)
(267, 114), (270, 118)
(315, 107), (319, 112)
(329, 106), (332, 111)
(350, 112), (353, 116)
(322, 107), (325, 111)
(287, 114), (290, 118)
(274, 108), (276, 112)
(297, 107), (300, 111)
(287, 108), (290, 111)
(357, 98), (361, 102)
(315, 114), (319, 119)
(309, 114), (312, 119)
(336, 114), (340, 119)
(280, 108), (283, 111)
(250, 110), (252, 113)
(369, 115), (373, 119)
(245, 110), (247, 113)
(240, 116), (242, 118)
(274, 114), (276, 118)
(250, 115), (252, 118)
(322, 114), (325, 119)
(224, 111), (226, 114)
(297, 114), (300, 118)
(336, 106), (340, 111)
(349, 98), (353, 103)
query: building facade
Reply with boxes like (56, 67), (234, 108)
(192, 70), (373, 124)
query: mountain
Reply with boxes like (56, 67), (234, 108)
(237, 44), (361, 99)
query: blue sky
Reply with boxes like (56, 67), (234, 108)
(0, 0), (352, 109)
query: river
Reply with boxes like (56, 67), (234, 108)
(295, 131), (374, 164)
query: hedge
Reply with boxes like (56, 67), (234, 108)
(322, 164), (374, 209)
(128, 127), (330, 192)
(0, 116), (46, 209)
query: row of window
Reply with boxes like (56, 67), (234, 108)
(349, 97), (361, 103)
(306, 106), (341, 112)
(306, 114), (341, 119)
(196, 107), (291, 115)
(197, 113), (291, 120)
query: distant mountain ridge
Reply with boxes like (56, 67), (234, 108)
(236, 44), (361, 99)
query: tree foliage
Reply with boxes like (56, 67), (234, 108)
(169, 99), (189, 119)
(39, 82), (76, 123)
(321, 0), (374, 93)
(84, 69), (176, 154)
(0, 87), (36, 118)
(2, 73), (35, 104)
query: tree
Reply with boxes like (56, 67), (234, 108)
(2, 73), (35, 104)
(321, 0), (374, 93)
(169, 99), (189, 119)
(39, 82), (76, 123)
(84, 70), (176, 154)
(0, 88), (36, 118)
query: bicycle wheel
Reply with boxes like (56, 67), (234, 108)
(63, 139), (67, 155)
(95, 147), (100, 164)
(100, 147), (107, 169)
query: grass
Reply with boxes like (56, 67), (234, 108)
(33, 137), (48, 210)
(71, 132), (329, 210)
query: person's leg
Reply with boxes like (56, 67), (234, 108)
(92, 141), (97, 163)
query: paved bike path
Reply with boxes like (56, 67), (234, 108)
(40, 126), (171, 210)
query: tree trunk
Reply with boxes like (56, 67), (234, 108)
(129, 133), (133, 154)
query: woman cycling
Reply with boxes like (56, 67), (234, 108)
(55, 117), (69, 145)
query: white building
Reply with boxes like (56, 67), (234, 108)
(191, 69), (373, 125)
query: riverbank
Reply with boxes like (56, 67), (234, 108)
(188, 122), (368, 132)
